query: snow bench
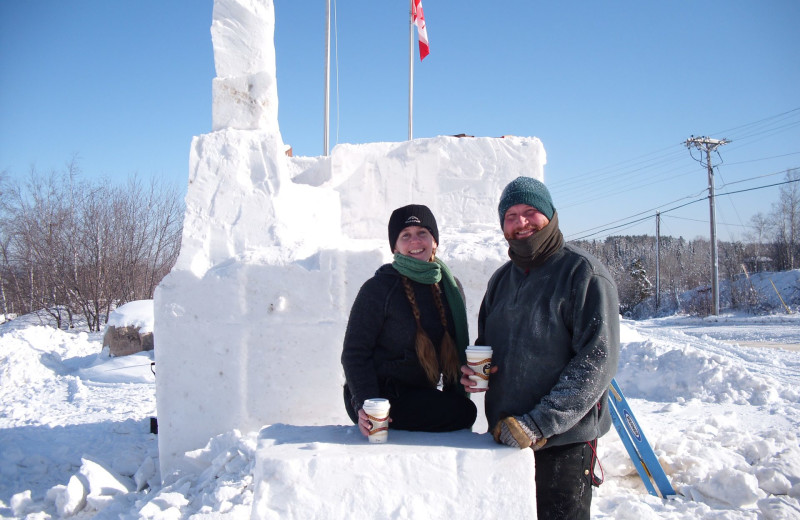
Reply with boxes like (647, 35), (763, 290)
(250, 425), (536, 519)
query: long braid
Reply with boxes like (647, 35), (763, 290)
(401, 276), (440, 386)
(430, 283), (460, 384)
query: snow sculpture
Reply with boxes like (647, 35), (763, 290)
(155, 0), (347, 478)
(154, 0), (546, 479)
(251, 427), (537, 518)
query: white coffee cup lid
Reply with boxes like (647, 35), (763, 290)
(467, 345), (492, 350)
(363, 398), (390, 411)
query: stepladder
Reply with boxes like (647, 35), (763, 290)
(608, 378), (677, 498)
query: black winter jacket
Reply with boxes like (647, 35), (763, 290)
(341, 264), (462, 414)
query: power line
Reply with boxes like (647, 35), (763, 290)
(557, 164), (699, 211)
(569, 196), (705, 241)
(574, 214), (654, 239)
(554, 107), (800, 214)
(566, 174), (800, 241)
(717, 166), (796, 189)
(717, 176), (799, 197)
(724, 151), (800, 167)
(552, 146), (674, 187)
(715, 168), (747, 241)
(568, 194), (696, 238)
(550, 146), (685, 191)
(711, 107), (800, 139)
(664, 214), (753, 229)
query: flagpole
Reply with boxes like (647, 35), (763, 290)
(324, 0), (331, 155)
(408, 0), (414, 141)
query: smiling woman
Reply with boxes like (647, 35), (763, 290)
(340, 204), (477, 439)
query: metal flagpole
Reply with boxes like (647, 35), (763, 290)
(408, 0), (414, 141)
(324, 0), (331, 155)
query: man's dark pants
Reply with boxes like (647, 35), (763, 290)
(534, 440), (599, 520)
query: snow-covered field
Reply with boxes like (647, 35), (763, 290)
(2, 304), (800, 519)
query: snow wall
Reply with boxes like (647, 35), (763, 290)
(154, 0), (545, 480)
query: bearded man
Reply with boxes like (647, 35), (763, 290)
(461, 176), (621, 520)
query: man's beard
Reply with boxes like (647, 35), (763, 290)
(504, 225), (538, 241)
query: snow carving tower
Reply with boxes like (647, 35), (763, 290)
(155, 0), (547, 481)
(154, 0), (349, 479)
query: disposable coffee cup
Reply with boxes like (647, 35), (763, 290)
(466, 346), (493, 389)
(362, 398), (391, 443)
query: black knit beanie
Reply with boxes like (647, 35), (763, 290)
(388, 204), (439, 251)
(497, 176), (556, 227)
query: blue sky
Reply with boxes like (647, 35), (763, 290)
(1, 1), (799, 241)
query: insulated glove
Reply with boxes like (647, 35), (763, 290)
(491, 415), (547, 450)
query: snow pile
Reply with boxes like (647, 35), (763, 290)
(134, 430), (258, 519)
(46, 458), (134, 517)
(0, 314), (158, 519)
(593, 317), (800, 518)
(737, 269), (800, 312)
(617, 330), (800, 406)
(250, 426), (536, 519)
(106, 300), (154, 335)
(634, 268), (800, 318)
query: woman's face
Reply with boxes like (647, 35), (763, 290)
(394, 225), (437, 262)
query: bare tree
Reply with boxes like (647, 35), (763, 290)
(746, 212), (771, 272)
(0, 161), (184, 330)
(768, 169), (800, 270)
(118, 176), (184, 301)
(0, 168), (73, 327)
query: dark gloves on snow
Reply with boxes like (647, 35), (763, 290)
(492, 415), (547, 450)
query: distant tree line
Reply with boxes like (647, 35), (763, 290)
(572, 169), (799, 316)
(0, 160), (183, 331)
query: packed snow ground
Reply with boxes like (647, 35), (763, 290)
(2, 296), (800, 519)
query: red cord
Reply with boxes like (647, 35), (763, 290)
(588, 439), (605, 486)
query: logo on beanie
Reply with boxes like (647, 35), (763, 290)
(404, 216), (422, 225)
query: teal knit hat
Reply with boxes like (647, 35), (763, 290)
(498, 176), (555, 226)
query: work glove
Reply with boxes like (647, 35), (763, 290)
(492, 415), (547, 450)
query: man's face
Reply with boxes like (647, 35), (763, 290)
(503, 204), (550, 240)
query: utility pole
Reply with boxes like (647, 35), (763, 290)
(685, 136), (730, 316)
(655, 211), (660, 311)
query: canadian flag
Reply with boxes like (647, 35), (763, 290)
(412, 0), (429, 60)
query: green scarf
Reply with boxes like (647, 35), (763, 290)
(392, 253), (470, 366)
